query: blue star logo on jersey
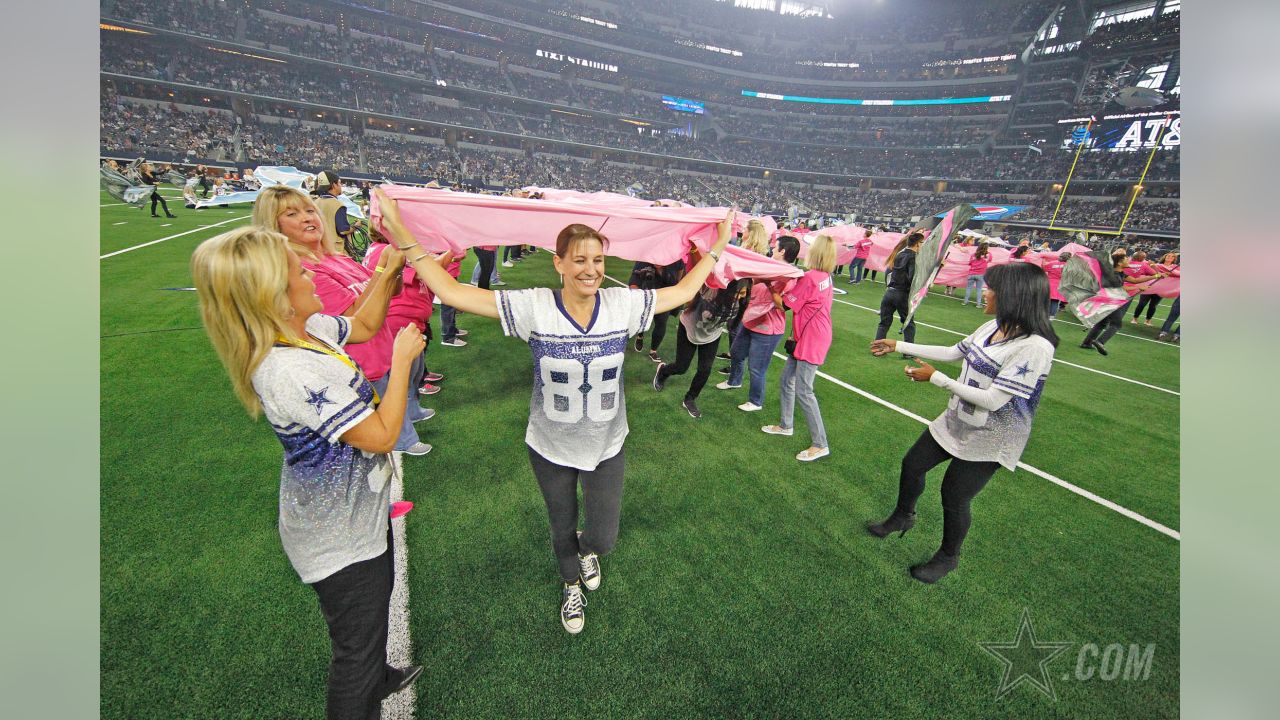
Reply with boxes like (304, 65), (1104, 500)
(1014, 361), (1033, 378)
(304, 386), (335, 415)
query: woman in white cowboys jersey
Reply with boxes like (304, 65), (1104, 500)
(867, 262), (1058, 585)
(376, 189), (734, 633)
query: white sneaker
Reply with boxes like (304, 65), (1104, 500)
(455, 329), (469, 337)
(502, 260), (515, 267)
(578, 553), (601, 591)
(796, 446), (830, 462)
(440, 338), (468, 347)
(832, 287), (848, 295)
(715, 381), (741, 390)
(412, 408), (436, 423)
(403, 442), (433, 456)
(738, 402), (763, 412)
(560, 582), (586, 634)
(492, 280), (507, 286)
(761, 425), (793, 436)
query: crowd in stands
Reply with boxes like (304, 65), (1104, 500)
(100, 93), (236, 161)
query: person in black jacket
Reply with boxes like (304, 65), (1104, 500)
(139, 163), (176, 218)
(874, 231), (924, 346)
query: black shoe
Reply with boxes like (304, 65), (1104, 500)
(378, 665), (423, 700)
(716, 352), (731, 360)
(151, 213), (160, 217)
(165, 213), (177, 218)
(910, 550), (959, 584)
(653, 363), (667, 391)
(648, 350), (662, 363)
(682, 397), (701, 418)
(1092, 341), (1108, 356)
(634, 336), (644, 352)
(1078, 341), (1093, 350)
(717, 366), (731, 375)
(866, 511), (916, 538)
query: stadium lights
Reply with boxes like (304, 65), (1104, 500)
(207, 46), (286, 64)
(741, 90), (1013, 106)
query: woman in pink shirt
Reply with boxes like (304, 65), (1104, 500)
(847, 229), (874, 285)
(253, 186), (432, 455)
(762, 234), (836, 462)
(962, 242), (991, 307)
(718, 236), (801, 411)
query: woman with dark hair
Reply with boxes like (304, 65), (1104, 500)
(628, 260), (685, 362)
(1081, 251), (1165, 356)
(962, 242), (991, 307)
(867, 262), (1058, 583)
(874, 231), (925, 348)
(1042, 251), (1072, 317)
(1132, 252), (1178, 325)
(377, 189), (735, 633)
(653, 276), (747, 419)
(1009, 245), (1032, 262)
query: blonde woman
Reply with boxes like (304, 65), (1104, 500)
(762, 233), (836, 461)
(252, 186), (434, 456)
(191, 227), (426, 718)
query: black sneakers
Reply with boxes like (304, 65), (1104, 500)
(653, 363), (667, 391)
(560, 582), (587, 634)
(682, 398), (701, 418)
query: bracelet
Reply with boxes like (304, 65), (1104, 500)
(374, 266), (386, 273)
(396, 244), (416, 251)
(707, 249), (720, 261)
(409, 253), (430, 264)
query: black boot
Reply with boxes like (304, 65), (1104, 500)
(910, 550), (959, 584)
(866, 511), (916, 538)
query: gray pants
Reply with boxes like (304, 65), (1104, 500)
(779, 356), (828, 449)
(527, 446), (625, 583)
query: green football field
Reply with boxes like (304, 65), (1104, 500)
(101, 190), (1179, 719)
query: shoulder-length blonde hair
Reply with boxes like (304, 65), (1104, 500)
(805, 233), (838, 273)
(740, 219), (769, 255)
(191, 226), (296, 416)
(252, 185), (328, 262)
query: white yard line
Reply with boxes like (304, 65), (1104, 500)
(830, 296), (1180, 396)
(382, 455), (416, 720)
(772, 351), (1181, 541)
(112, 221), (128, 226)
(99, 215), (250, 259)
(603, 273), (1179, 541)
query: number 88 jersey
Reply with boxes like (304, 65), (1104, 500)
(497, 287), (656, 471)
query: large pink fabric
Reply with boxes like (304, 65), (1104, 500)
(520, 187), (653, 207)
(371, 186), (728, 266)
(708, 244), (804, 289)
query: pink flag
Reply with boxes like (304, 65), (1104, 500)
(371, 186), (729, 266)
(707, 244), (804, 289)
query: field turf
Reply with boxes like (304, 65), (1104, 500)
(101, 191), (1179, 719)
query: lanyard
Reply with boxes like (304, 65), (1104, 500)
(275, 335), (380, 406)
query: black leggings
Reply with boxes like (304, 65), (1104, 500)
(149, 188), (171, 215)
(875, 287), (917, 343)
(1132, 294), (1162, 320)
(1084, 298), (1132, 347)
(528, 445), (625, 582)
(894, 430), (1000, 556)
(658, 323), (719, 401)
(474, 248), (496, 290)
(645, 309), (678, 353)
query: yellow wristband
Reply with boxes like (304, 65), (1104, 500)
(374, 266), (386, 273)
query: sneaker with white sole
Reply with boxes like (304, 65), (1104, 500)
(502, 260), (515, 267)
(578, 552), (601, 591)
(796, 446), (830, 462)
(425, 372), (445, 382)
(560, 582), (586, 634)
(412, 408), (436, 423)
(455, 329), (469, 337)
(682, 397), (701, 418)
(440, 338), (468, 347)
(832, 287), (848, 295)
(715, 381), (741, 390)
(492, 280), (507, 286)
(738, 402), (763, 412)
(761, 425), (793, 436)
(403, 442), (433, 456)
(419, 382), (442, 396)
(653, 363), (667, 391)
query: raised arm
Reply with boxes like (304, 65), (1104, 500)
(346, 247), (403, 344)
(375, 188), (500, 320)
(653, 210), (735, 314)
(871, 338), (964, 363)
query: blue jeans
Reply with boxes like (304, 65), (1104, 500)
(964, 274), (985, 305)
(440, 304), (458, 341)
(848, 257), (867, 283)
(1160, 297), (1180, 334)
(371, 353), (424, 451)
(779, 356), (827, 448)
(729, 328), (784, 406)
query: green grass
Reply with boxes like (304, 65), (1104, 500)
(101, 191), (1179, 719)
